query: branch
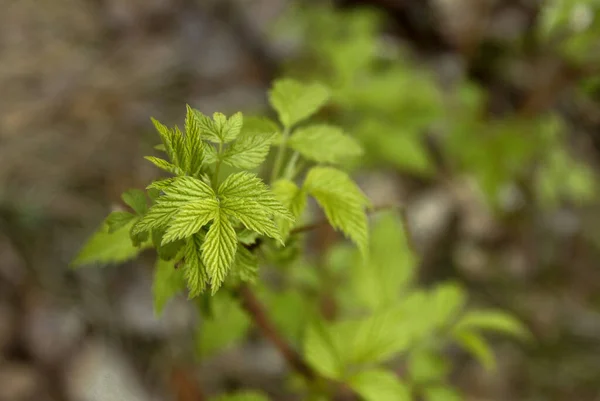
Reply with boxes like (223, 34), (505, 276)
(235, 284), (316, 380)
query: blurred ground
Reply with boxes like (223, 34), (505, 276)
(1, 1), (600, 401)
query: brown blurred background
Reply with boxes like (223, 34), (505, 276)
(1, 1), (600, 401)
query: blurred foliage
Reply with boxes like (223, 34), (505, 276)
(272, 2), (598, 212)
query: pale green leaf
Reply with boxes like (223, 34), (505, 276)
(453, 310), (530, 339)
(303, 320), (343, 379)
(192, 109), (243, 143)
(221, 131), (276, 169)
(144, 156), (180, 174)
(151, 117), (177, 162)
(132, 202), (179, 234)
(162, 199), (218, 244)
(121, 189), (148, 215)
(272, 179), (307, 240)
(152, 258), (185, 316)
(288, 124), (363, 164)
(183, 233), (210, 297)
(237, 229), (259, 245)
(184, 104), (204, 175)
(196, 292), (250, 356)
(304, 167), (370, 256)
(163, 176), (216, 202)
(105, 211), (136, 233)
(423, 386), (464, 401)
(430, 282), (467, 328)
(221, 198), (283, 244)
(147, 178), (176, 191)
(71, 220), (149, 267)
(201, 208), (237, 293)
(211, 390), (270, 401)
(349, 369), (411, 401)
(269, 79), (330, 128)
(454, 330), (496, 371)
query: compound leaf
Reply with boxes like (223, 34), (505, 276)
(221, 131), (277, 170)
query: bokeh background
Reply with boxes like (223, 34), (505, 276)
(1, 0), (600, 400)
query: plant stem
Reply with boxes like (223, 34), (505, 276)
(236, 284), (316, 380)
(283, 151), (300, 180)
(270, 126), (290, 183)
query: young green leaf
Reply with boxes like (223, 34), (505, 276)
(211, 391), (270, 401)
(303, 320), (343, 379)
(152, 258), (185, 316)
(453, 310), (530, 339)
(408, 350), (450, 383)
(304, 167), (370, 256)
(272, 179), (307, 240)
(221, 131), (277, 170)
(121, 189), (148, 215)
(349, 369), (411, 401)
(183, 104), (204, 175)
(288, 124), (363, 164)
(105, 211), (136, 233)
(161, 199), (218, 244)
(201, 208), (238, 293)
(132, 202), (180, 234)
(184, 233), (210, 297)
(269, 79), (330, 128)
(151, 117), (177, 162)
(144, 156), (180, 174)
(152, 229), (185, 261)
(193, 109), (243, 143)
(71, 220), (149, 268)
(237, 229), (259, 245)
(453, 329), (496, 371)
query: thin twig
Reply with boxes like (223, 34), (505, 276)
(235, 284), (316, 380)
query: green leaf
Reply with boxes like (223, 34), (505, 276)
(150, 117), (184, 166)
(454, 329), (496, 371)
(349, 369), (411, 401)
(144, 156), (180, 174)
(219, 172), (294, 242)
(303, 320), (343, 380)
(152, 229), (185, 261)
(201, 208), (237, 293)
(423, 386), (464, 401)
(147, 178), (176, 191)
(272, 179), (307, 240)
(221, 131), (277, 170)
(183, 233), (210, 297)
(237, 229), (259, 245)
(121, 189), (148, 215)
(408, 350), (450, 383)
(453, 310), (530, 339)
(350, 212), (417, 311)
(183, 104), (204, 175)
(193, 109), (243, 143)
(132, 202), (180, 234)
(71, 220), (149, 267)
(196, 292), (250, 357)
(152, 258), (185, 316)
(211, 390), (270, 401)
(230, 246), (259, 284)
(288, 124), (363, 164)
(429, 282), (467, 328)
(105, 211), (136, 233)
(269, 79), (330, 128)
(304, 167), (370, 256)
(162, 199), (218, 244)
